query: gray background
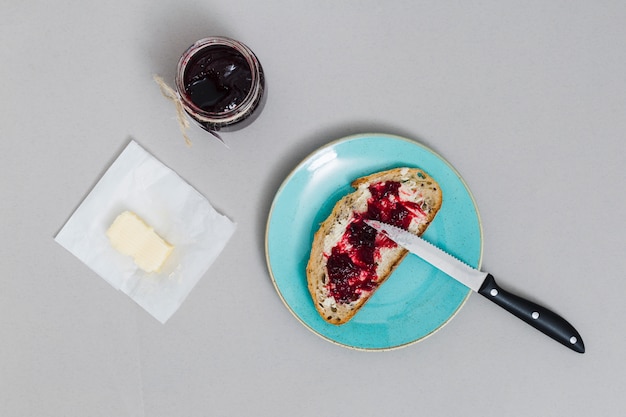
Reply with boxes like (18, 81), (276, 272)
(2, 1), (625, 416)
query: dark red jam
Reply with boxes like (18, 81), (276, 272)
(325, 181), (427, 304)
(182, 45), (253, 113)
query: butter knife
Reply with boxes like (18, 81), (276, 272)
(365, 220), (585, 353)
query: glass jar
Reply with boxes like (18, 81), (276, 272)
(175, 37), (265, 132)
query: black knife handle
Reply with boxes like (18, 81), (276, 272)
(478, 274), (585, 353)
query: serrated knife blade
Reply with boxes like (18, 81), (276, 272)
(365, 220), (585, 354)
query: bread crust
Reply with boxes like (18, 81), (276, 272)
(306, 167), (442, 325)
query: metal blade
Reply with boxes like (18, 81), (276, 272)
(365, 220), (487, 292)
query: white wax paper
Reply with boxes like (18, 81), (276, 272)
(55, 140), (236, 323)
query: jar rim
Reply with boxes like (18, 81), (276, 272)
(175, 37), (264, 128)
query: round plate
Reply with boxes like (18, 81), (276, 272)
(265, 133), (482, 350)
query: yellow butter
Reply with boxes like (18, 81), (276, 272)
(106, 211), (173, 273)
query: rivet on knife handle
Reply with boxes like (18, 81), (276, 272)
(478, 274), (585, 353)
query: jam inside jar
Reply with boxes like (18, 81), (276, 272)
(176, 37), (265, 132)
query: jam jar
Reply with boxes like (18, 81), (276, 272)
(175, 37), (265, 132)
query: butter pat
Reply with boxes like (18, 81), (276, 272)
(106, 211), (174, 273)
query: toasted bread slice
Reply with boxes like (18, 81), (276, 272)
(306, 167), (442, 325)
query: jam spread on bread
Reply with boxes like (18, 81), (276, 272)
(326, 181), (426, 303)
(308, 167), (442, 324)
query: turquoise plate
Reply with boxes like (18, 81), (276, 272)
(265, 133), (482, 350)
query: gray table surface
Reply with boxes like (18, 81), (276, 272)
(2, 1), (625, 416)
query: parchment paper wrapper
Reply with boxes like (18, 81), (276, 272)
(55, 140), (236, 323)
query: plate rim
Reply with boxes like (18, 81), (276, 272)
(264, 132), (483, 351)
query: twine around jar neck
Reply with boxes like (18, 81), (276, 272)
(153, 75), (193, 147)
(153, 74), (228, 147)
